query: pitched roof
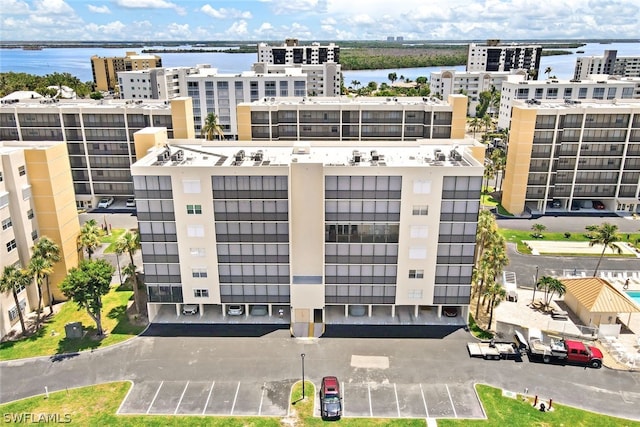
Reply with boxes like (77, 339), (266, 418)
(561, 277), (640, 313)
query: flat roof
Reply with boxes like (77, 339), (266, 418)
(245, 96), (451, 107)
(134, 140), (483, 170)
(0, 98), (173, 111)
(513, 98), (640, 110)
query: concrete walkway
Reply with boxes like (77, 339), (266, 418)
(525, 240), (640, 257)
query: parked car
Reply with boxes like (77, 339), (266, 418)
(250, 305), (268, 316)
(97, 197), (114, 208)
(348, 305), (366, 317)
(126, 197), (136, 207)
(443, 306), (459, 317)
(182, 304), (198, 315)
(592, 200), (605, 210)
(320, 376), (342, 419)
(227, 305), (244, 316)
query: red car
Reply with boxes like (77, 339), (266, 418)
(320, 376), (342, 419)
(592, 200), (605, 210)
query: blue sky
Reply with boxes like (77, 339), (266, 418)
(2, 0), (639, 41)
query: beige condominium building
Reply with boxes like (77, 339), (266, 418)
(131, 128), (484, 337)
(574, 50), (640, 80)
(91, 51), (162, 92)
(237, 95), (468, 142)
(0, 97), (194, 209)
(501, 99), (640, 216)
(0, 141), (79, 339)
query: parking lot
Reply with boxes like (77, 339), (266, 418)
(117, 379), (485, 420)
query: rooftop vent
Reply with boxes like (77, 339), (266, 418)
(235, 150), (245, 162)
(157, 148), (170, 162)
(370, 150), (380, 161)
(170, 149), (184, 161)
(252, 150), (264, 161)
(351, 150), (361, 163)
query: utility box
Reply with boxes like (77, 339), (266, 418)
(64, 322), (83, 339)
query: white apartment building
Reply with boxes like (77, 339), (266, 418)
(430, 69), (527, 116)
(0, 97), (194, 208)
(118, 66), (200, 100)
(498, 75), (640, 130)
(467, 41), (542, 78)
(251, 62), (341, 97)
(574, 50), (640, 80)
(131, 129), (484, 337)
(257, 39), (339, 65)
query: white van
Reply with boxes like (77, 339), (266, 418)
(182, 304), (198, 315)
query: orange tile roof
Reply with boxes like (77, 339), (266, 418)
(561, 277), (640, 313)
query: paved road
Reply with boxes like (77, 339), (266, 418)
(498, 215), (640, 233)
(2, 328), (639, 420)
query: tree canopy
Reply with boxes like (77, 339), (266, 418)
(0, 72), (93, 98)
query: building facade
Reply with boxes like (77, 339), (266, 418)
(257, 39), (339, 65)
(501, 99), (640, 215)
(0, 142), (80, 339)
(237, 95), (468, 142)
(0, 98), (194, 208)
(574, 50), (640, 80)
(131, 129), (484, 336)
(430, 69), (527, 117)
(498, 75), (640, 130)
(467, 41), (542, 78)
(91, 51), (162, 92)
(251, 62), (341, 97)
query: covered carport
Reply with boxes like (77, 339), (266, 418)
(561, 277), (640, 327)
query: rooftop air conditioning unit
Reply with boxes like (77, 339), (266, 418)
(235, 150), (245, 162)
(370, 150), (380, 161)
(170, 149), (184, 161)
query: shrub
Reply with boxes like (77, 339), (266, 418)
(564, 232), (571, 238)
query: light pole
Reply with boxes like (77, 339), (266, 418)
(115, 251), (123, 286)
(531, 265), (539, 305)
(301, 353), (306, 399)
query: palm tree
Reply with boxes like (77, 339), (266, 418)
(0, 266), (32, 335)
(483, 162), (495, 193)
(32, 236), (60, 314)
(78, 219), (101, 260)
(115, 231), (142, 313)
(544, 67), (552, 80)
(469, 117), (481, 138)
(201, 112), (224, 141)
(484, 283), (507, 330)
(536, 276), (566, 310)
(388, 72), (397, 84)
(482, 114), (492, 133)
(589, 223), (622, 277)
(27, 255), (52, 329)
(531, 223), (546, 238)
(474, 210), (496, 265)
(350, 80), (360, 90)
(490, 149), (506, 191)
(475, 233), (507, 318)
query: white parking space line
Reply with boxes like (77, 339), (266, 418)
(230, 381), (241, 415)
(394, 383), (400, 418)
(445, 384), (457, 418)
(368, 383), (373, 417)
(420, 383), (430, 418)
(342, 383), (346, 417)
(258, 382), (265, 415)
(146, 381), (164, 415)
(202, 381), (215, 416)
(174, 381), (189, 415)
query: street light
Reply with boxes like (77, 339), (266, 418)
(301, 353), (306, 399)
(531, 265), (539, 304)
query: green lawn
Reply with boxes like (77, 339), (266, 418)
(2, 382), (637, 427)
(499, 229), (640, 255)
(0, 283), (145, 361)
(100, 228), (127, 253)
(468, 314), (493, 340)
(440, 385), (640, 427)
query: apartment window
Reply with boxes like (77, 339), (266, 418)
(593, 87), (605, 99)
(1, 217), (11, 230)
(194, 289), (209, 298)
(31, 230), (38, 241)
(564, 88), (572, 98)
(18, 165), (26, 176)
(6, 239), (17, 252)
(187, 204), (202, 215)
(408, 289), (423, 299)
(408, 269), (424, 279)
(27, 209), (34, 219)
(8, 299), (26, 322)
(187, 225), (205, 237)
(410, 225), (428, 238)
(183, 180), (201, 193)
(578, 88), (588, 99)
(190, 248), (206, 257)
(413, 180), (431, 194)
(191, 268), (208, 278)
(607, 87), (616, 100)
(409, 247), (427, 259)
(0, 171), (3, 182)
(412, 205), (429, 215)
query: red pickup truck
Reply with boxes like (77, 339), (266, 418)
(524, 333), (603, 369)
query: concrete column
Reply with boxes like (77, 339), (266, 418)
(391, 305), (396, 317)
(345, 306), (349, 317)
(199, 303), (204, 317)
(437, 305), (442, 318)
(368, 305), (372, 317)
(414, 305), (419, 318)
(175, 304), (180, 317)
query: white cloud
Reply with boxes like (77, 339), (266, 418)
(2, 0), (30, 15)
(88, 4), (111, 14)
(226, 20), (249, 37)
(85, 20), (127, 35)
(262, 0), (328, 15)
(201, 5), (253, 19)
(113, 0), (186, 16)
(33, 0), (75, 15)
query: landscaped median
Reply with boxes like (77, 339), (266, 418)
(0, 283), (145, 361)
(1, 382), (637, 426)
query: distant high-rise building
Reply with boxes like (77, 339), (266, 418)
(257, 39), (339, 65)
(467, 40), (542, 79)
(91, 51), (162, 92)
(574, 50), (640, 80)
